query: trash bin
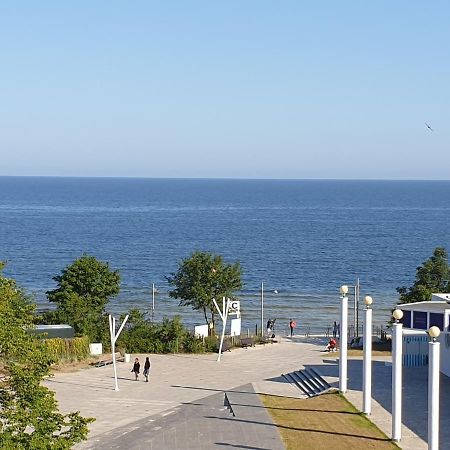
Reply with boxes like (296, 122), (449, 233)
(124, 353), (131, 363)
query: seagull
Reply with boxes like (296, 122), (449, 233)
(425, 122), (434, 132)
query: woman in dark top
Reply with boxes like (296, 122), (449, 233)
(132, 357), (140, 381)
(143, 356), (151, 382)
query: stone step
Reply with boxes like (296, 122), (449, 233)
(283, 367), (333, 397)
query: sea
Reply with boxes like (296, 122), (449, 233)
(1, 177), (450, 335)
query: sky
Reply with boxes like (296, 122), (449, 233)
(1, 1), (449, 179)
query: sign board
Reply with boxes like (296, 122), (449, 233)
(230, 318), (242, 336)
(228, 300), (241, 318)
(194, 324), (209, 338)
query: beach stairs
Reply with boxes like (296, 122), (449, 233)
(282, 367), (332, 397)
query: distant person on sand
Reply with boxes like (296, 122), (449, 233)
(132, 357), (140, 381)
(289, 319), (297, 337)
(333, 321), (338, 338)
(143, 356), (151, 382)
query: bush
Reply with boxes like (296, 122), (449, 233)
(116, 309), (220, 354)
(182, 333), (206, 353)
(204, 335), (219, 352)
(44, 336), (90, 363)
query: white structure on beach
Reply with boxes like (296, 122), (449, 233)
(397, 293), (450, 377)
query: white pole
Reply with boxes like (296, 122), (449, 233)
(217, 298), (230, 362)
(152, 283), (155, 311)
(339, 294), (348, 393)
(428, 340), (440, 450)
(151, 283), (155, 322)
(356, 278), (360, 336)
(111, 316), (119, 391)
(261, 282), (264, 337)
(363, 306), (372, 414)
(392, 322), (403, 442)
(109, 314), (129, 391)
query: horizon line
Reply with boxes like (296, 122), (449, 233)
(1, 175), (450, 182)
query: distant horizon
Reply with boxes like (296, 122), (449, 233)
(1, 175), (450, 182)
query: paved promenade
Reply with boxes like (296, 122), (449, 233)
(44, 336), (446, 449)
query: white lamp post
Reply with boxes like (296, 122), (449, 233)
(339, 285), (349, 393)
(392, 308), (403, 442)
(428, 325), (441, 450)
(363, 295), (373, 415)
(261, 282), (264, 337)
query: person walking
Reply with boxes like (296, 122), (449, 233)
(333, 321), (338, 338)
(132, 357), (140, 381)
(289, 319), (297, 337)
(143, 356), (151, 382)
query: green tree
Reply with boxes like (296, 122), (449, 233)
(397, 247), (450, 304)
(46, 255), (120, 341)
(0, 263), (93, 449)
(167, 251), (243, 328)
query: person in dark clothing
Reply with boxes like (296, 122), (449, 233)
(143, 357), (151, 382)
(333, 321), (338, 338)
(132, 357), (140, 381)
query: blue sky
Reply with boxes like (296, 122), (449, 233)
(1, 1), (449, 179)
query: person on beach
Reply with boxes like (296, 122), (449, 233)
(289, 319), (296, 337)
(143, 356), (151, 382)
(333, 321), (338, 338)
(132, 357), (140, 381)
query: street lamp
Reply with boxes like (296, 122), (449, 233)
(342, 279), (361, 337)
(392, 308), (403, 442)
(363, 295), (373, 415)
(339, 285), (349, 393)
(428, 326), (441, 450)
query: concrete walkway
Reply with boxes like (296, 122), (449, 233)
(45, 336), (446, 449)
(46, 338), (321, 448)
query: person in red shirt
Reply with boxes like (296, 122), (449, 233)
(289, 319), (297, 336)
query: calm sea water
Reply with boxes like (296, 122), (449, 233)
(1, 177), (450, 334)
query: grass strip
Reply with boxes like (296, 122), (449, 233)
(261, 392), (399, 450)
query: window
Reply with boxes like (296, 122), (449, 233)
(429, 313), (444, 331)
(402, 310), (412, 328)
(412, 311), (427, 330)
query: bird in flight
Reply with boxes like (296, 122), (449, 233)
(425, 122), (434, 131)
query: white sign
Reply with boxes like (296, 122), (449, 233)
(194, 324), (209, 338)
(230, 318), (242, 336)
(228, 300), (241, 317)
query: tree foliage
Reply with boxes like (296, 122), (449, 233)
(0, 262), (93, 449)
(46, 255), (120, 340)
(397, 247), (450, 304)
(117, 310), (217, 354)
(167, 251), (243, 327)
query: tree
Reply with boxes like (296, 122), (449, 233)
(167, 251), (243, 328)
(46, 255), (120, 340)
(397, 247), (450, 304)
(0, 262), (93, 449)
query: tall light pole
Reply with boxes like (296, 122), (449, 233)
(428, 326), (441, 450)
(261, 282), (264, 337)
(392, 308), (403, 442)
(151, 283), (155, 323)
(363, 295), (373, 415)
(339, 285), (349, 393)
(342, 280), (360, 336)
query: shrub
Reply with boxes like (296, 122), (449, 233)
(116, 310), (218, 354)
(44, 336), (90, 363)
